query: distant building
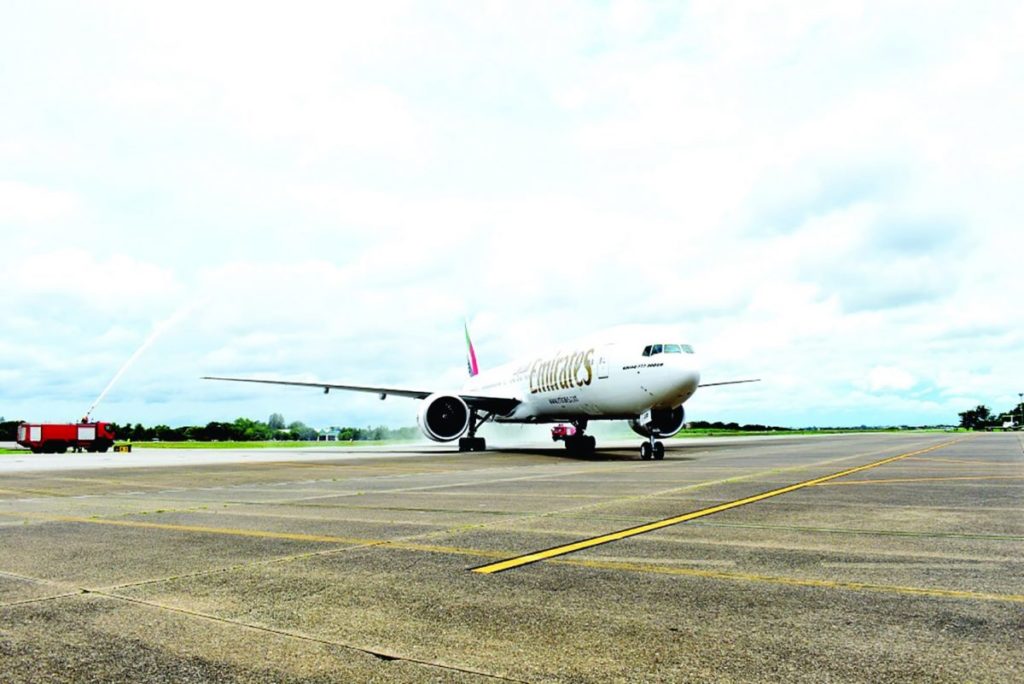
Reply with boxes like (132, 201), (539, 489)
(316, 427), (342, 441)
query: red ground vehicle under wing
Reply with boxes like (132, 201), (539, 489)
(551, 424), (577, 442)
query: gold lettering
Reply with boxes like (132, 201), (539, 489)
(583, 349), (595, 386)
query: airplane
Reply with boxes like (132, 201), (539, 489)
(203, 323), (758, 460)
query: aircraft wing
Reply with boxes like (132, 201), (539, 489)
(201, 376), (521, 414)
(698, 379), (761, 388)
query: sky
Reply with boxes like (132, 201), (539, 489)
(2, 1), (1023, 431)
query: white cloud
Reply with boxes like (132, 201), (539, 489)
(0, 181), (80, 223)
(867, 366), (917, 393)
(10, 250), (182, 310)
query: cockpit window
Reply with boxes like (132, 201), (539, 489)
(645, 343), (694, 356)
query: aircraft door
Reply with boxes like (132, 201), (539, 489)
(597, 356), (609, 379)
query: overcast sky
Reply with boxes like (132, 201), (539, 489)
(2, 2), (1022, 431)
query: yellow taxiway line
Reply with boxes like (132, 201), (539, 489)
(817, 475), (1023, 486)
(471, 439), (964, 574)
(554, 557), (1024, 603)
(906, 456), (1017, 466)
(4, 515), (375, 546)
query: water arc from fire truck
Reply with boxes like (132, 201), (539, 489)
(84, 305), (194, 420)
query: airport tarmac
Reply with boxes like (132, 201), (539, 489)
(0, 432), (1021, 682)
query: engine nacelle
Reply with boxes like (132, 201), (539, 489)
(417, 393), (471, 442)
(630, 405), (686, 438)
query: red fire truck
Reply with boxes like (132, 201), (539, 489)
(16, 422), (117, 453)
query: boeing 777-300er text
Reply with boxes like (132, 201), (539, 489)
(204, 324), (758, 460)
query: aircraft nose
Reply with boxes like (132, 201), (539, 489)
(680, 367), (701, 392)
(671, 352), (699, 379)
(667, 355), (700, 398)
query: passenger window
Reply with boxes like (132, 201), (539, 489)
(651, 344), (663, 355)
(642, 345), (652, 357)
(681, 344), (694, 354)
(664, 344), (681, 353)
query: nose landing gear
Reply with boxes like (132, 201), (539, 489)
(640, 434), (665, 460)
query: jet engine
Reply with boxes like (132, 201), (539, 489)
(417, 393), (471, 442)
(630, 405), (685, 438)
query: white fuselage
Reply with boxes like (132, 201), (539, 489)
(460, 328), (701, 423)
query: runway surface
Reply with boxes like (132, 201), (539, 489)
(1, 432), (1021, 682)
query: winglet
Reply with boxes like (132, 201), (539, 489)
(464, 320), (479, 377)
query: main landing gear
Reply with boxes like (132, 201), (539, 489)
(563, 419), (596, 456)
(459, 436), (486, 452)
(640, 434), (665, 461)
(458, 410), (491, 452)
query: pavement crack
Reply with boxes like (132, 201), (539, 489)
(0, 591), (81, 609)
(0, 569), (86, 609)
(85, 589), (527, 682)
(0, 569), (66, 585)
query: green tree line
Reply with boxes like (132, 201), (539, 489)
(687, 420), (794, 432)
(0, 415), (419, 442)
(958, 401), (1024, 430)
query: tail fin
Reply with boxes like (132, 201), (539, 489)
(464, 320), (479, 377)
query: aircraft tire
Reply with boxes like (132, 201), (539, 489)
(653, 441), (665, 460)
(566, 436), (596, 456)
(640, 442), (653, 460)
(459, 437), (486, 452)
